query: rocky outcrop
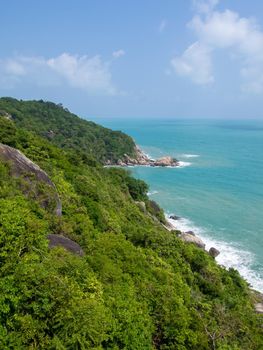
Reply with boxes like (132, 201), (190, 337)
(0, 110), (12, 120)
(47, 234), (84, 256)
(135, 201), (147, 213)
(185, 230), (195, 236)
(169, 214), (180, 220)
(255, 303), (263, 314)
(252, 291), (263, 314)
(179, 232), (206, 249)
(0, 143), (62, 216)
(116, 146), (179, 167)
(209, 247), (220, 258)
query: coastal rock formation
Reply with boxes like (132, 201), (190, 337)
(169, 214), (180, 220)
(0, 143), (62, 216)
(164, 220), (175, 230)
(180, 232), (206, 249)
(185, 230), (195, 236)
(47, 234), (84, 256)
(209, 247), (220, 258)
(116, 146), (179, 167)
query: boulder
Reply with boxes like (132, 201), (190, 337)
(164, 220), (175, 230)
(255, 303), (263, 314)
(180, 233), (205, 249)
(209, 247), (220, 258)
(0, 143), (62, 216)
(169, 214), (180, 220)
(185, 230), (195, 236)
(47, 234), (84, 256)
(135, 201), (147, 213)
(154, 156), (178, 167)
(114, 146), (179, 167)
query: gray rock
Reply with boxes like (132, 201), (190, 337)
(180, 233), (205, 249)
(185, 230), (195, 236)
(164, 220), (175, 230)
(0, 143), (62, 216)
(47, 234), (84, 256)
(209, 247), (220, 258)
(113, 146), (179, 167)
(154, 156), (178, 167)
(169, 214), (180, 220)
(135, 201), (147, 213)
(255, 303), (263, 314)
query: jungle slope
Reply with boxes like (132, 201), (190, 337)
(0, 97), (137, 164)
(0, 100), (262, 349)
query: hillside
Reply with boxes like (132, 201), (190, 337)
(0, 97), (136, 164)
(0, 99), (262, 349)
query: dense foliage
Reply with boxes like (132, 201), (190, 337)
(0, 97), (136, 163)
(0, 101), (262, 349)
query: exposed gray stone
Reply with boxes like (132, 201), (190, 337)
(0, 143), (62, 216)
(135, 201), (147, 213)
(47, 234), (84, 256)
(209, 247), (220, 258)
(180, 233), (206, 249)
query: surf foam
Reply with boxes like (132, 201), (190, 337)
(181, 154), (200, 158)
(147, 190), (159, 196)
(166, 215), (263, 293)
(177, 161), (192, 168)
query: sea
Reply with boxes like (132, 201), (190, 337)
(93, 118), (263, 292)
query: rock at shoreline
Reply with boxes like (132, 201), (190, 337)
(185, 230), (195, 236)
(164, 220), (175, 230)
(169, 214), (180, 220)
(115, 146), (179, 167)
(154, 156), (178, 167)
(180, 232), (206, 249)
(209, 247), (220, 258)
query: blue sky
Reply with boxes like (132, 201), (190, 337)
(1, 0), (263, 119)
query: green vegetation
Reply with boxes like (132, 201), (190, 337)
(0, 97), (136, 164)
(0, 100), (262, 349)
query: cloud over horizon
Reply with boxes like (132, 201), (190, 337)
(172, 0), (263, 93)
(0, 53), (118, 95)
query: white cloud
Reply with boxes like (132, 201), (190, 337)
(192, 0), (219, 14)
(5, 60), (26, 76)
(0, 53), (117, 95)
(159, 19), (167, 33)
(112, 49), (125, 58)
(171, 42), (213, 84)
(171, 1), (263, 92)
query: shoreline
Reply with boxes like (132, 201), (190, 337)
(108, 143), (263, 295)
(165, 213), (263, 294)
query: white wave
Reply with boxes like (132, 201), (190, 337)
(147, 190), (159, 196)
(181, 154), (200, 158)
(166, 215), (263, 293)
(177, 161), (192, 168)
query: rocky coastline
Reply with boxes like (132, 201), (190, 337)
(165, 214), (220, 258)
(107, 146), (179, 167)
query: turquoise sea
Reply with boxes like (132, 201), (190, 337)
(94, 118), (263, 292)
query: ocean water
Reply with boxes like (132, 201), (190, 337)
(95, 118), (263, 292)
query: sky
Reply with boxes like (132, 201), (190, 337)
(1, 0), (263, 119)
